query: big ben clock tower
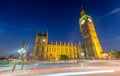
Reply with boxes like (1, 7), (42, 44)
(79, 7), (103, 59)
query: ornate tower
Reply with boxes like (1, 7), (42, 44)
(79, 7), (103, 59)
(33, 30), (48, 60)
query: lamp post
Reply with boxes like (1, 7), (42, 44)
(12, 48), (26, 71)
(81, 51), (85, 60)
(18, 48), (26, 70)
(18, 48), (26, 58)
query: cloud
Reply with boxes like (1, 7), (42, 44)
(113, 36), (120, 40)
(95, 8), (120, 21)
(109, 8), (120, 14)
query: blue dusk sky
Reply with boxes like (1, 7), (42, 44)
(0, 0), (120, 56)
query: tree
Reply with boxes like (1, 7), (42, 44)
(59, 55), (69, 60)
(9, 54), (14, 58)
(109, 51), (120, 59)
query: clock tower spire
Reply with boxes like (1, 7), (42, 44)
(81, 6), (86, 16)
(79, 7), (103, 59)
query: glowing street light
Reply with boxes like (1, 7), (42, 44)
(18, 48), (26, 70)
(81, 51), (85, 60)
(18, 48), (26, 58)
(18, 48), (25, 53)
(81, 52), (85, 56)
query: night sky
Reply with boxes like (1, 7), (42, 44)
(0, 0), (120, 56)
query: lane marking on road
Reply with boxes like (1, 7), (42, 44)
(42, 70), (114, 76)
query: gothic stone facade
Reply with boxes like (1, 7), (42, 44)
(32, 31), (83, 60)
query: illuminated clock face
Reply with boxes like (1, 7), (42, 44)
(88, 18), (92, 22)
(81, 19), (85, 24)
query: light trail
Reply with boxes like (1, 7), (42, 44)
(42, 70), (114, 76)
(0, 67), (11, 71)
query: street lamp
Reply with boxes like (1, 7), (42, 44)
(81, 52), (85, 56)
(81, 51), (85, 60)
(18, 48), (26, 58)
(18, 48), (26, 70)
(12, 48), (26, 71)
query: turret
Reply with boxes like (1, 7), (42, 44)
(80, 6), (86, 17)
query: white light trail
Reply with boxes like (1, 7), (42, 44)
(0, 67), (12, 71)
(42, 70), (114, 76)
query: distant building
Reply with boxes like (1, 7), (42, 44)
(32, 31), (83, 60)
(79, 7), (103, 59)
(33, 8), (104, 60)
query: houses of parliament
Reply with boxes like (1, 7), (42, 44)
(32, 8), (103, 60)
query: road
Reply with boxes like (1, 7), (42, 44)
(0, 60), (120, 76)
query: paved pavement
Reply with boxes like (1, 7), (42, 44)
(0, 60), (120, 76)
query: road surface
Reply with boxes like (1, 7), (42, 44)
(0, 60), (120, 76)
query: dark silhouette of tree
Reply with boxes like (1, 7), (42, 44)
(9, 54), (14, 58)
(59, 55), (69, 60)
